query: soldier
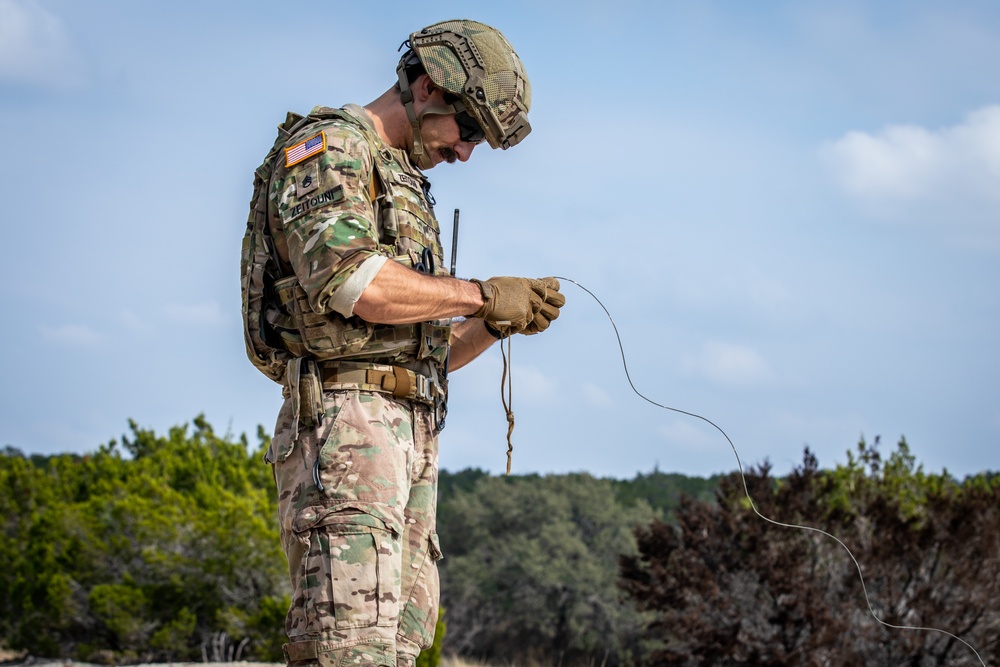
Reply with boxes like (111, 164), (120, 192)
(240, 19), (565, 667)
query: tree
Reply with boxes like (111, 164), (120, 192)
(437, 472), (657, 666)
(620, 440), (1000, 666)
(611, 469), (721, 520)
(0, 417), (289, 663)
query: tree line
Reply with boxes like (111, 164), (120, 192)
(1, 417), (996, 666)
(621, 442), (1000, 666)
(0, 417), (287, 664)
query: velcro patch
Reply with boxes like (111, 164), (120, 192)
(394, 171), (423, 191)
(280, 185), (345, 223)
(285, 132), (326, 167)
(297, 162), (320, 196)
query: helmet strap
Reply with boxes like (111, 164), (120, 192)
(397, 68), (432, 169)
(397, 67), (460, 170)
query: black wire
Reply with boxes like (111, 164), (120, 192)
(555, 276), (988, 667)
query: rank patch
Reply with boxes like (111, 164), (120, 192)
(285, 132), (326, 167)
(298, 163), (319, 196)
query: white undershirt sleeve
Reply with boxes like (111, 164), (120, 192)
(329, 255), (389, 318)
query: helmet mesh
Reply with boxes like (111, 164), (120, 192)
(411, 20), (531, 146)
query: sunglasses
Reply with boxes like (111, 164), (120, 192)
(455, 110), (486, 144)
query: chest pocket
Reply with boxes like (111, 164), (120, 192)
(371, 152), (451, 370)
(373, 152), (446, 276)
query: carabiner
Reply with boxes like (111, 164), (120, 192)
(415, 247), (435, 275)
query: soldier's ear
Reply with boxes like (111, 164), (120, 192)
(413, 74), (438, 102)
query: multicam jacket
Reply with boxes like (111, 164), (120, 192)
(241, 104), (451, 384)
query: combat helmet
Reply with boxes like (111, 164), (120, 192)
(397, 19), (531, 169)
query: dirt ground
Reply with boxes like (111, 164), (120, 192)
(0, 657), (283, 667)
(8, 662), (283, 667)
(3, 658), (479, 667)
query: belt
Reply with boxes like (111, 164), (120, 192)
(316, 360), (438, 405)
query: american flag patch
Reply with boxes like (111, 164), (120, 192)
(284, 132), (326, 167)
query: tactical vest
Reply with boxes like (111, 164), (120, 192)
(241, 106), (451, 385)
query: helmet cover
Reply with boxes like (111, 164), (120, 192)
(406, 19), (531, 150)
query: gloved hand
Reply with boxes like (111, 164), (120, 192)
(471, 276), (566, 336)
(521, 277), (565, 335)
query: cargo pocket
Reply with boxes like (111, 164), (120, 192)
(293, 507), (401, 633)
(266, 384), (347, 466)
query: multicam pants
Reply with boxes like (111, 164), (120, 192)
(268, 389), (442, 667)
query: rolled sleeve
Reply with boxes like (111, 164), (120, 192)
(329, 255), (388, 317)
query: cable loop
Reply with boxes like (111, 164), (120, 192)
(499, 330), (515, 475)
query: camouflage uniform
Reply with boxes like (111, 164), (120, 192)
(243, 20), (537, 667)
(261, 105), (448, 667)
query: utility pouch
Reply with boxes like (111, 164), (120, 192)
(274, 276), (374, 359)
(284, 357), (324, 433)
(417, 322), (452, 369)
(298, 359), (324, 429)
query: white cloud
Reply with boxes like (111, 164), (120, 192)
(657, 417), (719, 453)
(117, 310), (151, 334)
(682, 340), (774, 388)
(453, 355), (559, 405)
(162, 302), (225, 327)
(822, 106), (1000, 226)
(510, 364), (558, 402)
(40, 323), (103, 346)
(581, 382), (614, 407)
(0, 0), (87, 91)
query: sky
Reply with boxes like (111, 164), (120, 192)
(1, 0), (998, 480)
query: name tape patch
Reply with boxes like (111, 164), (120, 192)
(281, 185), (345, 223)
(285, 132), (326, 167)
(394, 171), (424, 191)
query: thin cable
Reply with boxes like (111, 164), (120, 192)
(554, 276), (988, 667)
(499, 332), (515, 475)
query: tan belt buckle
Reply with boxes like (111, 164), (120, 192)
(374, 365), (411, 398)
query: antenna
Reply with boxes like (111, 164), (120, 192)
(450, 209), (460, 276)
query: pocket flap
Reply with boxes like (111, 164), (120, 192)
(292, 504), (391, 534)
(428, 531), (443, 561)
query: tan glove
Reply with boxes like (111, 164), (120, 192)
(471, 276), (566, 336)
(521, 277), (565, 335)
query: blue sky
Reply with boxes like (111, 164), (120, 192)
(1, 0), (998, 479)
